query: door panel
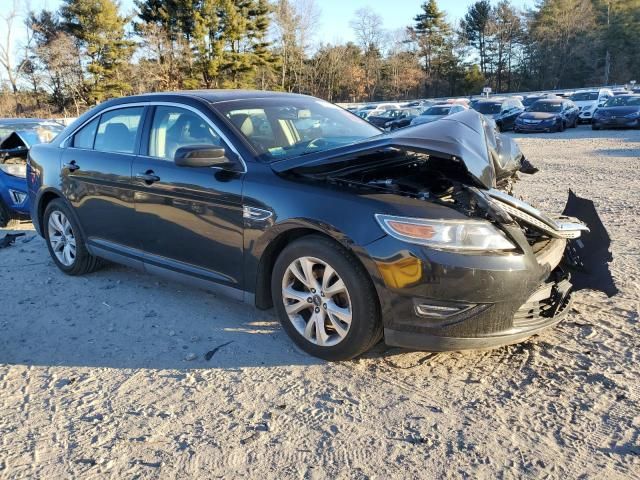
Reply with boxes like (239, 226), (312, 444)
(61, 106), (145, 249)
(133, 105), (245, 289)
(133, 158), (244, 288)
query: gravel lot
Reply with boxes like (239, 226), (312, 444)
(1, 126), (638, 479)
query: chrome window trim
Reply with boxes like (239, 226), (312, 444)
(60, 101), (248, 173)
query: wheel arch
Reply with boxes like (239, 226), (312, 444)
(35, 188), (86, 241)
(252, 221), (386, 313)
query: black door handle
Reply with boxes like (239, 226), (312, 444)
(64, 160), (80, 172)
(136, 171), (160, 184)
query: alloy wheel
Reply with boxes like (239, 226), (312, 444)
(47, 210), (76, 266)
(281, 256), (352, 347)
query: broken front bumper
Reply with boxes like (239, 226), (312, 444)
(370, 190), (594, 352)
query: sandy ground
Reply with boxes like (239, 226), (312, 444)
(0, 126), (639, 479)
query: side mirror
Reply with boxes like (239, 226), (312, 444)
(174, 145), (241, 171)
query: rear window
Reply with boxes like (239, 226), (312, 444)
(473, 102), (502, 114)
(422, 106), (451, 116)
(571, 92), (598, 101)
(94, 107), (143, 154)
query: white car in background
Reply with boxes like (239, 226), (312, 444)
(571, 88), (614, 123)
(410, 103), (467, 126)
(354, 103), (402, 119)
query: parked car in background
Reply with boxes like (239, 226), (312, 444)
(570, 89), (614, 123)
(367, 108), (423, 130)
(472, 97), (524, 131)
(385, 108), (424, 130)
(514, 98), (578, 133)
(354, 103), (402, 119)
(592, 94), (640, 130)
(612, 87), (629, 96)
(27, 90), (591, 360)
(0, 119), (63, 227)
(410, 104), (466, 126)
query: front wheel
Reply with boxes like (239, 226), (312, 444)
(272, 236), (382, 360)
(592, 124), (601, 131)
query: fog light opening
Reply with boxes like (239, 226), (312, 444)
(415, 303), (475, 319)
(9, 189), (27, 205)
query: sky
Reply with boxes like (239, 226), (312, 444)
(17, 0), (533, 45)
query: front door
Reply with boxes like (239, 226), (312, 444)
(132, 105), (245, 291)
(60, 106), (145, 250)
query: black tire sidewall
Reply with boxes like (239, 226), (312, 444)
(271, 236), (380, 361)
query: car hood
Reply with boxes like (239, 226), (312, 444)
(596, 106), (639, 115)
(519, 112), (559, 121)
(271, 110), (524, 190)
(574, 100), (597, 109)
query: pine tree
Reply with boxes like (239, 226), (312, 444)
(61, 0), (135, 103)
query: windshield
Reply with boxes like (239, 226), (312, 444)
(422, 106), (451, 116)
(215, 98), (382, 161)
(0, 124), (63, 145)
(604, 96), (640, 107)
(474, 102), (502, 114)
(0, 122), (62, 140)
(523, 96), (543, 107)
(375, 110), (402, 118)
(529, 101), (562, 112)
(571, 92), (598, 101)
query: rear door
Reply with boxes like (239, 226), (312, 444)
(132, 104), (245, 291)
(60, 105), (146, 251)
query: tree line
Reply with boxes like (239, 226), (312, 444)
(0, 0), (638, 116)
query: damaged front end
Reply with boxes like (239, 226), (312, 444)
(274, 110), (616, 350)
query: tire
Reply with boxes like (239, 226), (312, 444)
(44, 199), (102, 275)
(557, 121), (565, 132)
(271, 235), (382, 361)
(0, 200), (20, 228)
(592, 124), (600, 131)
(571, 117), (577, 128)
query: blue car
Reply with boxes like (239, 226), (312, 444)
(0, 119), (63, 227)
(514, 98), (579, 133)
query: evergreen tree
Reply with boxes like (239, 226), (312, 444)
(61, 0), (136, 103)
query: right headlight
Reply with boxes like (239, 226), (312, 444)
(375, 214), (517, 252)
(0, 163), (27, 178)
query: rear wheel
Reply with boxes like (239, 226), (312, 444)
(44, 199), (102, 275)
(571, 116), (578, 128)
(271, 235), (382, 360)
(592, 123), (601, 130)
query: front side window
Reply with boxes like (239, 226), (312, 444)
(148, 106), (221, 160)
(94, 107), (144, 154)
(73, 117), (100, 149)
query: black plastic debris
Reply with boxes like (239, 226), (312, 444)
(0, 232), (25, 249)
(562, 190), (618, 297)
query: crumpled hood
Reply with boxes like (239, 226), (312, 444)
(272, 110), (524, 190)
(519, 112), (558, 121)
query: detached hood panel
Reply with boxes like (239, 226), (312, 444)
(272, 110), (526, 189)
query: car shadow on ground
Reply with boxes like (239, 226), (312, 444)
(0, 241), (420, 370)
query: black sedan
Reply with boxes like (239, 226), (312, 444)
(27, 91), (592, 360)
(366, 108), (421, 129)
(514, 99), (579, 133)
(592, 95), (640, 130)
(472, 98), (524, 131)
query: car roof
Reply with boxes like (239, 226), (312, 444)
(110, 89), (313, 105)
(534, 98), (564, 104)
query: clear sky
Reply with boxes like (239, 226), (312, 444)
(19, 0), (534, 45)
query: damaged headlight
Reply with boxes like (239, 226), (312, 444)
(375, 214), (516, 252)
(0, 163), (27, 178)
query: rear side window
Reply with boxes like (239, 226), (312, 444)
(94, 107), (144, 154)
(72, 117), (99, 149)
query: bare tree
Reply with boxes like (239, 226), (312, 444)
(350, 7), (386, 100)
(0, 0), (23, 110)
